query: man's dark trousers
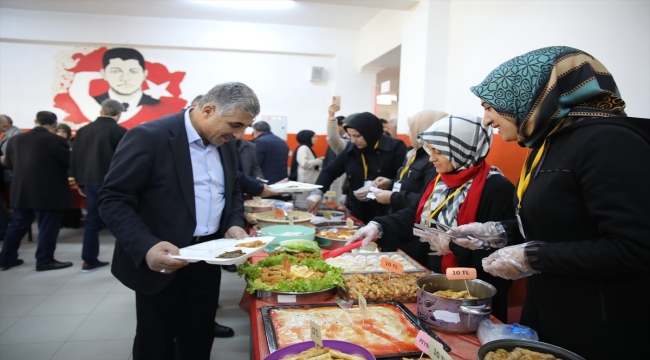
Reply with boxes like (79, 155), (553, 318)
(0, 209), (63, 266)
(81, 185), (103, 264)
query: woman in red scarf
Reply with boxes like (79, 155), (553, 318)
(347, 113), (515, 322)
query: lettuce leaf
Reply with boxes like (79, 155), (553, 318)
(273, 239), (321, 254)
(237, 254), (343, 294)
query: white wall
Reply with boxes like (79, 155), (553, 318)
(359, 9), (408, 68)
(445, 0), (650, 118)
(0, 8), (376, 132)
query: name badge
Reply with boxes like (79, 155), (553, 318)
(392, 182), (402, 192)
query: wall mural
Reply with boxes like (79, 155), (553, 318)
(53, 46), (187, 129)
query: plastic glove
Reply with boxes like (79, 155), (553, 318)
(482, 243), (539, 280)
(337, 194), (347, 207)
(353, 186), (371, 201)
(345, 222), (381, 247)
(449, 222), (507, 250)
(419, 232), (452, 255)
(371, 177), (392, 190)
(306, 194), (322, 213)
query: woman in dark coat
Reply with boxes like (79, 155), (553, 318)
(451, 46), (650, 359)
(347, 114), (515, 322)
(307, 112), (407, 224)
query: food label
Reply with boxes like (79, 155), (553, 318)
(380, 258), (403, 274)
(322, 211), (332, 220)
(324, 190), (336, 198)
(325, 201), (338, 207)
(310, 320), (323, 348)
(415, 331), (452, 360)
(274, 207), (285, 219)
(446, 267), (477, 280)
(432, 310), (460, 323)
(346, 218), (354, 230)
(277, 295), (296, 303)
(358, 293), (367, 317)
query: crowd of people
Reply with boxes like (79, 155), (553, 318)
(0, 45), (647, 359)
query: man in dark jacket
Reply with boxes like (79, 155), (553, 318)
(251, 121), (289, 184)
(0, 111), (74, 271)
(71, 99), (127, 273)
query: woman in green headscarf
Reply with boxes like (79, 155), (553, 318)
(447, 46), (650, 359)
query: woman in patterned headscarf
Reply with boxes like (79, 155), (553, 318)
(451, 46), (650, 358)
(348, 114), (516, 322)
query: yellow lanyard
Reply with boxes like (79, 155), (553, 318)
(398, 155), (417, 182)
(424, 174), (473, 223)
(361, 141), (380, 180)
(516, 120), (565, 210)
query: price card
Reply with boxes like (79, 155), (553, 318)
(446, 267), (477, 280)
(274, 207), (285, 219)
(324, 190), (336, 198)
(325, 201), (338, 207)
(310, 320), (323, 348)
(322, 211), (332, 220)
(414, 330), (452, 360)
(358, 293), (367, 318)
(380, 257), (403, 274)
(346, 218), (354, 230)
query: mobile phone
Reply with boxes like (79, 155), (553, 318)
(332, 96), (341, 107)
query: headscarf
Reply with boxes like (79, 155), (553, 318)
(405, 110), (449, 162)
(470, 46), (626, 148)
(55, 123), (72, 142)
(289, 130), (317, 181)
(343, 112), (383, 152)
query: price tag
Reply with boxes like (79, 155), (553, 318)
(324, 190), (336, 198)
(274, 207), (285, 219)
(380, 257), (403, 274)
(322, 211), (332, 220)
(346, 218), (354, 230)
(310, 320), (323, 348)
(252, 196), (262, 201)
(414, 330), (452, 360)
(325, 201), (338, 208)
(358, 293), (367, 318)
(283, 258), (292, 272)
(446, 267), (477, 280)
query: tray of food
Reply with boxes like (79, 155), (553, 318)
(255, 211), (315, 228)
(261, 301), (451, 359)
(340, 272), (429, 302)
(324, 252), (426, 274)
(315, 226), (359, 249)
(264, 340), (375, 360)
(269, 181), (323, 193)
(168, 236), (274, 265)
(244, 199), (278, 212)
(478, 339), (586, 360)
(237, 252), (344, 304)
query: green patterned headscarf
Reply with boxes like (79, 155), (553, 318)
(470, 46), (626, 147)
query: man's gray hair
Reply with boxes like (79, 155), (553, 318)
(191, 95), (204, 107)
(101, 99), (125, 117)
(0, 114), (12, 124)
(252, 121), (271, 132)
(197, 82), (260, 118)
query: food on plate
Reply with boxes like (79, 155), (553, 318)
(236, 240), (265, 248)
(269, 303), (420, 355)
(484, 347), (560, 360)
(280, 346), (366, 360)
(270, 240), (322, 261)
(317, 228), (357, 240)
(325, 254), (419, 273)
(244, 200), (276, 207)
(238, 255), (343, 293)
(245, 213), (258, 223)
(342, 272), (428, 302)
(217, 249), (245, 259)
(432, 289), (478, 300)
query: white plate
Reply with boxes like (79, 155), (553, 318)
(168, 236), (275, 265)
(269, 181), (322, 193)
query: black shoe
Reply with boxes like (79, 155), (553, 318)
(36, 260), (73, 272)
(1, 258), (24, 271)
(222, 264), (237, 273)
(81, 261), (109, 273)
(214, 322), (234, 338)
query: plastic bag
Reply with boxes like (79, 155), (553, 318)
(476, 319), (539, 345)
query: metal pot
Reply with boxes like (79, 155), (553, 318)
(477, 339), (585, 360)
(416, 274), (496, 334)
(314, 225), (359, 250)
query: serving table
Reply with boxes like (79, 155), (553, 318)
(239, 253), (498, 360)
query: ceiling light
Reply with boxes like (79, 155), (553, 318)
(190, 1), (295, 9)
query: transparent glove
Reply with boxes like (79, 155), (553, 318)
(337, 194), (347, 207)
(482, 242), (540, 280)
(306, 194), (322, 213)
(419, 232), (452, 256)
(448, 222), (507, 250)
(353, 186), (371, 202)
(345, 221), (382, 247)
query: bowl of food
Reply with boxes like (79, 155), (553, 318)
(477, 339), (586, 360)
(254, 211), (314, 228)
(258, 225), (316, 251)
(244, 199), (278, 212)
(264, 340), (375, 360)
(315, 226), (359, 249)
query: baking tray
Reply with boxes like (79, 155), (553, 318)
(338, 272), (429, 303)
(324, 252), (428, 274)
(168, 236), (274, 265)
(261, 301), (451, 359)
(253, 287), (337, 304)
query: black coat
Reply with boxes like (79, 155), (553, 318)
(374, 174), (516, 323)
(253, 131), (289, 184)
(5, 127), (72, 210)
(99, 111), (245, 295)
(389, 147), (438, 213)
(70, 117), (127, 187)
(504, 117), (650, 359)
(316, 134), (407, 224)
(238, 138), (263, 178)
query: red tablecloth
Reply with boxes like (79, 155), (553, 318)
(239, 253), (496, 360)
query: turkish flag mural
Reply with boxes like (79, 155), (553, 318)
(53, 46), (187, 129)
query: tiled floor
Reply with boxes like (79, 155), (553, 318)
(0, 226), (251, 360)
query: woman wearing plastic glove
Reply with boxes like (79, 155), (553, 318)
(347, 114), (515, 322)
(454, 46), (650, 359)
(306, 112), (406, 224)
